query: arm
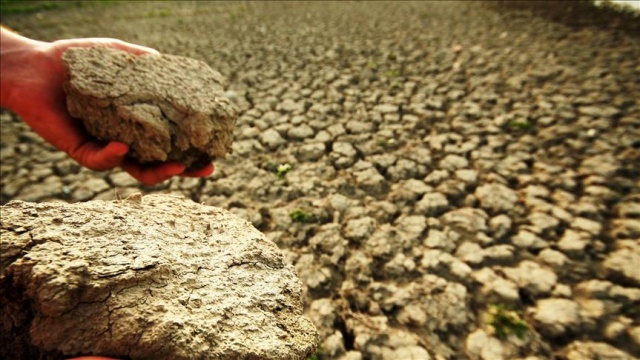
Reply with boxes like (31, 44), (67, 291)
(0, 27), (213, 185)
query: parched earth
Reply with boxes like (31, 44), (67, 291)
(1, 2), (639, 359)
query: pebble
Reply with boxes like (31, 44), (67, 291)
(321, 331), (346, 358)
(572, 217), (603, 236)
(345, 120), (375, 134)
(475, 183), (519, 214)
(557, 229), (590, 256)
(472, 268), (520, 302)
(387, 158), (427, 181)
(440, 207), (489, 234)
(354, 167), (388, 197)
(531, 298), (580, 337)
(421, 249), (472, 280)
(465, 329), (505, 360)
(455, 169), (478, 186)
(455, 241), (485, 265)
(395, 215), (427, 244)
(259, 128), (286, 150)
(415, 192), (449, 216)
(338, 351), (363, 360)
(439, 154), (469, 171)
(331, 142), (358, 169)
(374, 104), (398, 114)
(489, 214), (513, 240)
(308, 298), (339, 339)
(611, 218), (640, 239)
(389, 346), (432, 360)
(629, 327), (640, 348)
(525, 212), (560, 236)
(287, 124), (315, 140)
(108, 171), (138, 188)
(424, 170), (450, 186)
(423, 229), (457, 253)
(511, 230), (547, 250)
(16, 176), (62, 202)
(503, 260), (557, 297)
(296, 142), (326, 162)
(482, 245), (515, 263)
(537, 248), (568, 269)
(603, 240), (640, 286)
(343, 217), (377, 244)
(53, 159), (81, 176)
(561, 341), (635, 360)
(403, 146), (433, 166)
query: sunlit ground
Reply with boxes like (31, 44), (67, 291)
(603, 0), (640, 11)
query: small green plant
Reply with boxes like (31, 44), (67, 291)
(144, 8), (170, 18)
(367, 61), (378, 70)
(275, 163), (292, 178)
(305, 346), (321, 360)
(290, 209), (314, 223)
(376, 138), (396, 148)
(385, 69), (401, 78)
(264, 162), (292, 178)
(508, 120), (533, 130)
(485, 304), (528, 339)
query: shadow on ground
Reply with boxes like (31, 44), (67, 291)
(485, 0), (640, 35)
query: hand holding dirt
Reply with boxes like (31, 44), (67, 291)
(63, 47), (237, 170)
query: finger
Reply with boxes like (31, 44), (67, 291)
(71, 141), (128, 171)
(52, 38), (160, 56)
(106, 39), (160, 55)
(182, 163), (215, 178)
(122, 161), (185, 186)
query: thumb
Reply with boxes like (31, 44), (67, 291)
(72, 141), (128, 171)
(106, 39), (160, 56)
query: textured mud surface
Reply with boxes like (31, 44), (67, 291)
(1, 2), (639, 359)
(1, 194), (317, 360)
(63, 46), (237, 169)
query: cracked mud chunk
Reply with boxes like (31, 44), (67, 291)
(62, 46), (237, 170)
(0, 194), (317, 360)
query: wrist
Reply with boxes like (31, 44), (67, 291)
(0, 27), (49, 110)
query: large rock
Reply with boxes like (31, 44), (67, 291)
(63, 47), (237, 170)
(603, 240), (640, 286)
(0, 194), (317, 360)
(475, 183), (518, 214)
(531, 298), (580, 337)
(560, 341), (636, 360)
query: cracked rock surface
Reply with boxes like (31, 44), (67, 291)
(2, 1), (639, 359)
(0, 194), (317, 360)
(63, 47), (237, 169)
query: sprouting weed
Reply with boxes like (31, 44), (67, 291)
(385, 69), (401, 78)
(485, 304), (528, 340)
(508, 120), (533, 130)
(289, 209), (314, 223)
(276, 163), (292, 178)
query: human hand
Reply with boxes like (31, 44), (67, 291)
(0, 28), (214, 185)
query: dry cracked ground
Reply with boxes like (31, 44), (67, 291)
(1, 2), (639, 359)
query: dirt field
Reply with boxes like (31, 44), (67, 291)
(1, 1), (639, 359)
